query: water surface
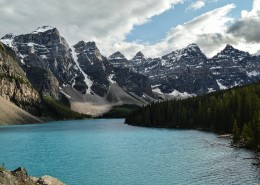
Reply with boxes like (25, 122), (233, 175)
(0, 119), (259, 184)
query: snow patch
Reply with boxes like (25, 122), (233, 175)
(152, 88), (195, 98)
(27, 42), (34, 47)
(216, 79), (227, 90)
(40, 55), (47, 59)
(71, 47), (93, 94)
(168, 89), (196, 98)
(151, 84), (161, 88)
(247, 71), (260, 77)
(208, 88), (215, 93)
(18, 53), (27, 64)
(0, 38), (14, 48)
(108, 74), (116, 84)
(60, 90), (71, 99)
(152, 88), (163, 95)
(32, 26), (55, 33)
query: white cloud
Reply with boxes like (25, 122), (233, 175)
(0, 0), (260, 59)
(117, 1), (260, 59)
(163, 4), (236, 56)
(116, 4), (236, 58)
(0, 0), (183, 56)
(189, 1), (205, 10)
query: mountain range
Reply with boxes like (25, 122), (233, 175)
(1, 25), (260, 118)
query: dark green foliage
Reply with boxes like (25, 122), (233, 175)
(232, 120), (240, 143)
(126, 83), (260, 150)
(42, 96), (91, 120)
(241, 123), (253, 148)
(100, 104), (139, 118)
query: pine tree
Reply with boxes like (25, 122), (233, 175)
(232, 120), (240, 143)
(241, 123), (253, 148)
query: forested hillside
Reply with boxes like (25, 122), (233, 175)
(125, 83), (260, 150)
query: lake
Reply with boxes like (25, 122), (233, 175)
(0, 119), (259, 184)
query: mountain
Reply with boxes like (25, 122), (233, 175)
(1, 26), (84, 99)
(209, 44), (260, 89)
(1, 26), (156, 116)
(108, 43), (260, 95)
(0, 96), (41, 124)
(2, 25), (260, 117)
(0, 42), (40, 114)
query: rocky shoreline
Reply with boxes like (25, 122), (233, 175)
(0, 167), (65, 185)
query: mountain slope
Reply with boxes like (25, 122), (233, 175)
(0, 96), (41, 124)
(0, 42), (41, 114)
(2, 26), (260, 117)
(109, 44), (260, 96)
(1, 27), (157, 116)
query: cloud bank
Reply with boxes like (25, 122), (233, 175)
(0, 0), (259, 58)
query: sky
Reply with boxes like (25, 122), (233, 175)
(0, 0), (259, 59)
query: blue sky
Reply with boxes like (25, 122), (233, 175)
(0, 0), (259, 58)
(127, 0), (253, 44)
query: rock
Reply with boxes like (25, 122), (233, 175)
(0, 167), (65, 185)
(1, 26), (86, 99)
(0, 42), (41, 115)
(35, 175), (65, 185)
(108, 43), (260, 96)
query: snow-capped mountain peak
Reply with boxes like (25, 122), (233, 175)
(32, 25), (56, 33)
(0, 33), (15, 48)
(213, 44), (250, 62)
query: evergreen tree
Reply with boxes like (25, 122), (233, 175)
(241, 123), (253, 148)
(232, 120), (240, 143)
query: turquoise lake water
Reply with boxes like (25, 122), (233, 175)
(0, 119), (259, 185)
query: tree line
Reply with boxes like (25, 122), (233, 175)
(125, 82), (260, 150)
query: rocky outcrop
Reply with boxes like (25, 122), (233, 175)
(109, 43), (260, 96)
(0, 167), (65, 185)
(5, 26), (260, 116)
(71, 40), (155, 99)
(1, 26), (86, 99)
(0, 42), (40, 114)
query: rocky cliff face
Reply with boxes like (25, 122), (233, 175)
(1, 26), (86, 99)
(71, 41), (154, 99)
(109, 43), (260, 96)
(0, 42), (40, 114)
(3, 26), (259, 116)
(0, 167), (65, 185)
(1, 27), (154, 111)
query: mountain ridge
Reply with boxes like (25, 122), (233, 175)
(1, 25), (260, 117)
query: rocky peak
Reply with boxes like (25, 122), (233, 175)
(162, 43), (206, 62)
(108, 51), (129, 68)
(109, 51), (126, 60)
(213, 44), (250, 62)
(180, 44), (205, 58)
(133, 51), (145, 60)
(131, 51), (147, 66)
(0, 26), (86, 98)
(32, 25), (57, 34)
(1, 33), (15, 48)
(1, 33), (15, 40)
(74, 41), (103, 61)
(222, 44), (249, 55)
